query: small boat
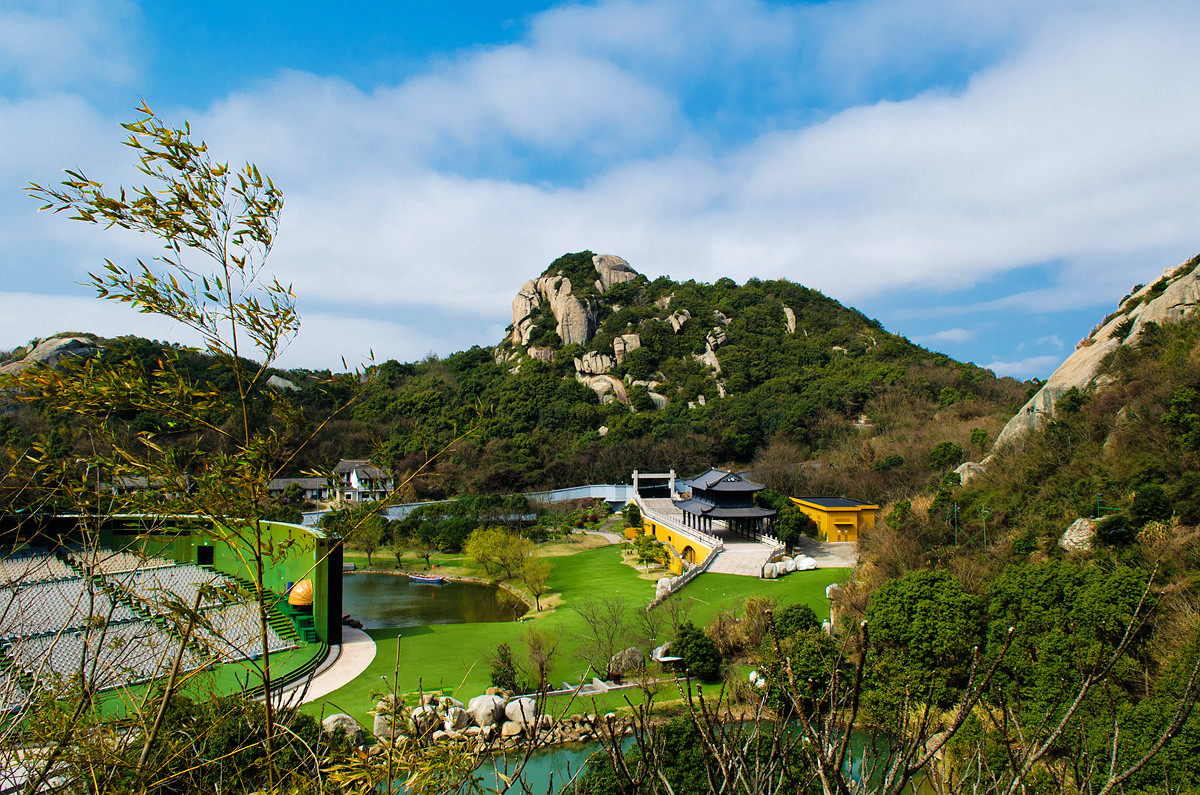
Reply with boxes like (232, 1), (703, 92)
(408, 573), (447, 584)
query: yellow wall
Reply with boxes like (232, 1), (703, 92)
(789, 498), (877, 543)
(640, 517), (714, 575)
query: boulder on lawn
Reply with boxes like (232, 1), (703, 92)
(373, 714), (397, 739)
(609, 646), (645, 676)
(322, 713), (364, 746)
(468, 694), (506, 727)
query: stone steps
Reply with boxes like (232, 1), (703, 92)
(705, 543), (776, 577)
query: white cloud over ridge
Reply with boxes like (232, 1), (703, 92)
(3, 0), (1200, 373)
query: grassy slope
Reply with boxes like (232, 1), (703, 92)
(305, 544), (849, 726)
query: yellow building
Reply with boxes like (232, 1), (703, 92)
(790, 496), (878, 543)
(624, 516), (716, 575)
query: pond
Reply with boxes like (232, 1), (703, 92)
(341, 573), (527, 629)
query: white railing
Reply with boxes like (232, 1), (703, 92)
(634, 496), (723, 550)
(647, 543), (723, 610)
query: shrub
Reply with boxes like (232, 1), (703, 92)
(775, 602), (820, 638)
(1095, 513), (1135, 545)
(489, 643), (524, 692)
(1131, 485), (1171, 526)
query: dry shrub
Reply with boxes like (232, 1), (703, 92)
(833, 579), (870, 627)
(705, 610), (742, 658)
(857, 523), (925, 588)
(738, 596), (778, 650)
(910, 494), (934, 520)
(945, 553), (995, 595)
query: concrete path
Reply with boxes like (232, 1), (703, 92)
(278, 626), (377, 707)
(791, 537), (858, 568)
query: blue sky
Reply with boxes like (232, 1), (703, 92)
(3, 0), (1200, 377)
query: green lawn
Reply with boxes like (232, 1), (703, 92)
(305, 545), (849, 727)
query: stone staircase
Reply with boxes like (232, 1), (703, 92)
(705, 540), (778, 576)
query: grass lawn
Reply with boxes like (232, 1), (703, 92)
(305, 543), (850, 727)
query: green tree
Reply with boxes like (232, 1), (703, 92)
(775, 602), (820, 638)
(632, 534), (669, 570)
(776, 504), (815, 551)
(522, 555), (552, 610)
(463, 525), (508, 577)
(1131, 484), (1171, 526)
(928, 441), (964, 473)
(866, 569), (983, 712)
(969, 427), (989, 454)
(674, 621), (721, 681)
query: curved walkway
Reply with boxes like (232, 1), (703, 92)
(278, 626), (377, 706)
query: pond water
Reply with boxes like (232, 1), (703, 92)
(341, 573), (527, 629)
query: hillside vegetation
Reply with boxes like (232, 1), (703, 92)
(0, 252), (1029, 507)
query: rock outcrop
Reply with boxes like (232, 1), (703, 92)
(593, 254), (639, 293)
(578, 373), (629, 405)
(613, 333), (641, 364)
(783, 306), (796, 334)
(510, 275), (597, 347)
(667, 309), (691, 333)
(995, 258), (1200, 449)
(510, 280), (543, 346)
(1060, 518), (1095, 552)
(575, 351), (613, 376)
(0, 335), (100, 376)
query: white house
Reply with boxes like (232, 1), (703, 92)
(332, 459), (393, 503)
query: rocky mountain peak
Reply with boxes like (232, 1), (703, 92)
(0, 334), (100, 376)
(508, 252), (642, 349)
(994, 255), (1200, 450)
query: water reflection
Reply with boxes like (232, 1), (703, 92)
(342, 573), (527, 629)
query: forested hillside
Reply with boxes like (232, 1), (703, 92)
(0, 253), (1030, 506)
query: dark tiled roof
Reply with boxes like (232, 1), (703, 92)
(333, 459), (389, 480)
(684, 468), (765, 492)
(795, 496), (876, 509)
(676, 498), (776, 519)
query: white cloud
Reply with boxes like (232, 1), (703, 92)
(915, 327), (975, 345)
(1036, 334), (1064, 349)
(986, 354), (1061, 378)
(6, 0), (1200, 370)
(0, 0), (140, 91)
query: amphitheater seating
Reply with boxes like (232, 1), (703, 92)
(67, 547), (175, 576)
(111, 564), (235, 612)
(0, 551), (75, 586)
(0, 579), (138, 641)
(0, 546), (302, 699)
(3, 621), (201, 691)
(194, 603), (296, 663)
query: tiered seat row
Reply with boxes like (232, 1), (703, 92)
(0, 552), (75, 586)
(194, 603), (296, 663)
(0, 579), (138, 641)
(111, 564), (235, 612)
(3, 621), (201, 691)
(67, 548), (175, 575)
